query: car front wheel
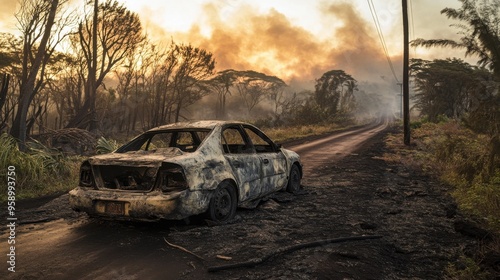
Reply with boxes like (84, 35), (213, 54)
(207, 181), (237, 223)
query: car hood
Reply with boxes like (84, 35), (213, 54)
(88, 148), (186, 167)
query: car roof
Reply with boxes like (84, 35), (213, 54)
(147, 120), (248, 132)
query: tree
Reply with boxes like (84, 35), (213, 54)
(233, 70), (287, 116)
(170, 44), (215, 122)
(130, 42), (215, 127)
(412, 0), (500, 80)
(10, 0), (73, 150)
(209, 69), (237, 119)
(291, 94), (325, 125)
(0, 73), (10, 131)
(412, 0), (499, 175)
(66, 0), (144, 131)
(1, 33), (22, 132)
(268, 90), (305, 126)
(314, 70), (357, 118)
(0, 33), (19, 72)
(410, 58), (482, 122)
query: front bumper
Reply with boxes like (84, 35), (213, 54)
(69, 187), (211, 221)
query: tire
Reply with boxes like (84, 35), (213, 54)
(286, 164), (301, 193)
(207, 181), (237, 223)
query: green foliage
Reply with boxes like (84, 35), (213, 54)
(445, 255), (491, 280)
(397, 120), (500, 278)
(411, 121), (500, 231)
(314, 70), (357, 117)
(412, 0), (500, 79)
(292, 98), (328, 125)
(0, 133), (80, 201)
(464, 91), (500, 137)
(96, 136), (119, 154)
(0, 133), (44, 184)
(410, 58), (486, 122)
(28, 139), (73, 177)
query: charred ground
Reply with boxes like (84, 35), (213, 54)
(3, 126), (495, 279)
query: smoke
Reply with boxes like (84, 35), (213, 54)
(133, 1), (405, 119)
(324, 3), (402, 82)
(159, 2), (400, 91)
(0, 0), (18, 32)
(160, 1), (402, 120)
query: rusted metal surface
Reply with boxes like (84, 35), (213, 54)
(69, 121), (302, 221)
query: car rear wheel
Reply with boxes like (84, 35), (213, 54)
(286, 164), (301, 193)
(208, 181), (237, 223)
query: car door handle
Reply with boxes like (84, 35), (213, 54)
(263, 159), (269, 164)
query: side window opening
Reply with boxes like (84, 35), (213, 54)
(222, 126), (255, 154)
(175, 132), (197, 152)
(114, 128), (221, 154)
(143, 133), (173, 150)
(244, 126), (275, 153)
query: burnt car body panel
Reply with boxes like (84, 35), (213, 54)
(69, 120), (302, 221)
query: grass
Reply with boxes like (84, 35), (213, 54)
(385, 120), (500, 279)
(0, 133), (81, 202)
(263, 123), (345, 144)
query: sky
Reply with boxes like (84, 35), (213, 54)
(0, 0), (468, 94)
(116, 0), (466, 87)
(114, 0), (469, 117)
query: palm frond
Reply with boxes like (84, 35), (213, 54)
(96, 136), (118, 154)
(411, 38), (463, 49)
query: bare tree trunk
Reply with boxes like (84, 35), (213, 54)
(88, 0), (98, 132)
(0, 73), (9, 112)
(0, 73), (10, 131)
(11, 0), (59, 150)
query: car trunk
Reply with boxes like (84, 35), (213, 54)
(92, 165), (158, 191)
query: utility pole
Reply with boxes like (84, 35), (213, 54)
(402, 0), (410, 145)
(397, 82), (403, 118)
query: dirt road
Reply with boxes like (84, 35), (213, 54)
(1, 121), (477, 279)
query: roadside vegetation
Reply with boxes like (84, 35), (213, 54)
(387, 118), (500, 231)
(0, 133), (81, 202)
(386, 119), (499, 280)
(389, 0), (500, 277)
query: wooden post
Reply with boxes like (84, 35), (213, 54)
(402, 0), (410, 145)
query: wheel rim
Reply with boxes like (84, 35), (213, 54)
(214, 188), (232, 220)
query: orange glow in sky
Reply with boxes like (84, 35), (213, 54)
(0, 0), (470, 85)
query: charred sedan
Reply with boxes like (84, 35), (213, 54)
(69, 121), (302, 222)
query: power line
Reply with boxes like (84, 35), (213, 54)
(367, 0), (400, 84)
(409, 0), (415, 40)
(409, 0), (417, 57)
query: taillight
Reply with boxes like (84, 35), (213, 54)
(80, 161), (94, 188)
(156, 165), (188, 193)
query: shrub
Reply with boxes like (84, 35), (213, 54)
(408, 121), (500, 231)
(96, 136), (119, 154)
(0, 133), (80, 201)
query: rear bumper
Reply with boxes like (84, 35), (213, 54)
(69, 187), (211, 221)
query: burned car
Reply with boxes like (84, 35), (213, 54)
(69, 121), (302, 222)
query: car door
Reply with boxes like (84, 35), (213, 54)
(243, 125), (287, 195)
(221, 125), (262, 201)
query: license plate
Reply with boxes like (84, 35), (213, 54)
(105, 201), (124, 215)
